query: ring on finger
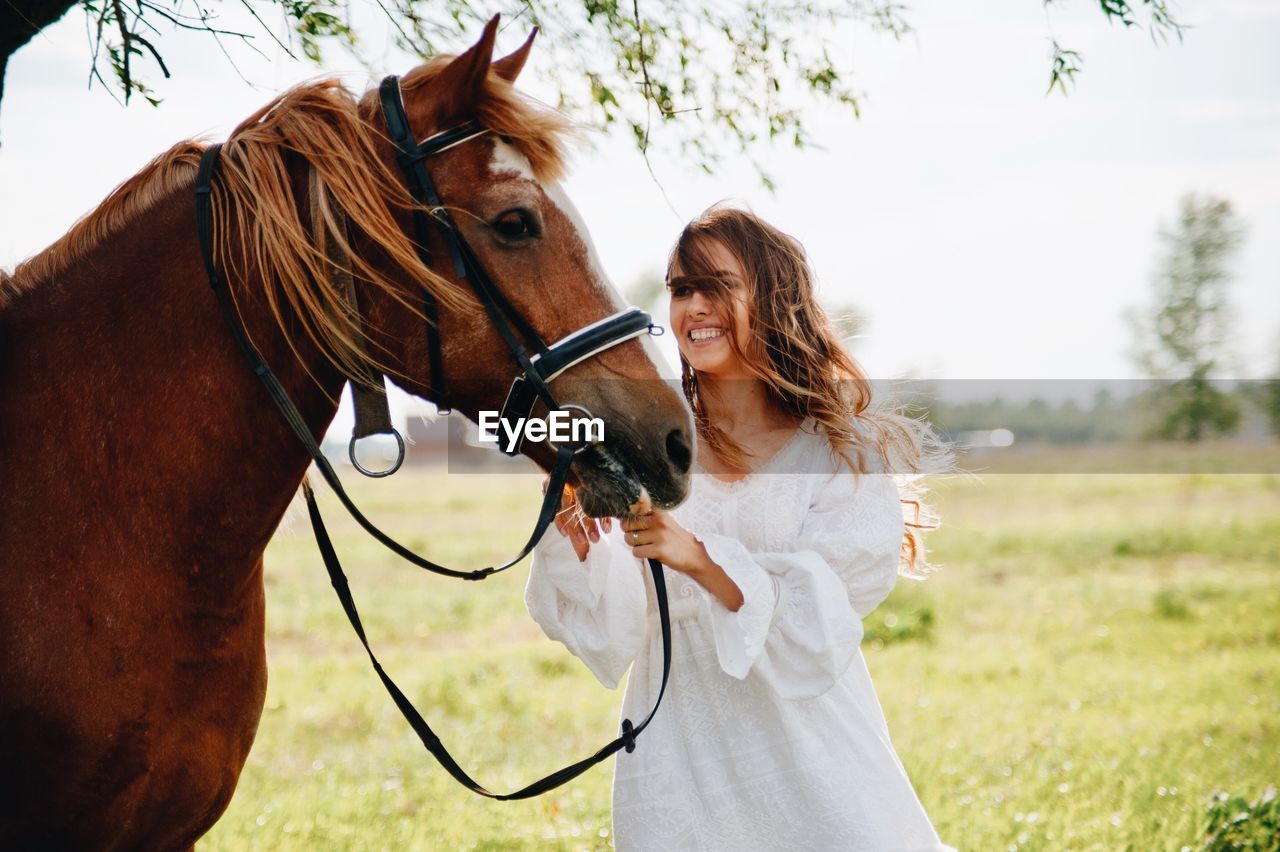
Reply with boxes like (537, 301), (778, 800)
(630, 530), (640, 544)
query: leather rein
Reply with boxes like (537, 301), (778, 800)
(191, 74), (673, 800)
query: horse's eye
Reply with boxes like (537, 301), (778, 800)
(492, 209), (539, 241)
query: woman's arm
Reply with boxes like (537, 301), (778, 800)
(543, 479), (611, 561)
(620, 509), (744, 612)
(623, 470), (905, 699)
(686, 552), (746, 612)
(524, 486), (647, 689)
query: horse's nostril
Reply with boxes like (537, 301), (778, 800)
(665, 428), (693, 474)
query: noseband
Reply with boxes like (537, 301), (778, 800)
(191, 74), (673, 801)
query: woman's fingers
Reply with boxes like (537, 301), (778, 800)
(624, 527), (654, 548)
(619, 515), (651, 533)
(553, 500), (576, 537)
(562, 509), (592, 561)
(560, 509), (600, 545)
(630, 544), (658, 560)
(544, 476), (659, 561)
(551, 481), (582, 538)
(627, 489), (653, 517)
(542, 476), (595, 562)
(570, 522), (591, 561)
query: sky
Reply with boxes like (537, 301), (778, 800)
(2, 0), (1277, 431)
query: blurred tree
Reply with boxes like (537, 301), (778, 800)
(1251, 349), (1280, 437)
(0, 1), (1182, 174)
(924, 390), (1141, 444)
(1125, 194), (1246, 441)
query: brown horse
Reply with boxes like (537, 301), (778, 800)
(0, 18), (692, 849)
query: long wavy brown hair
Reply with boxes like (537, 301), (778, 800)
(666, 204), (957, 578)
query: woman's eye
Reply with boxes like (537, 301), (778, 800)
(492, 210), (538, 240)
(670, 285), (692, 299)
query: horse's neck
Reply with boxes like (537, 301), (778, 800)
(1, 179), (345, 580)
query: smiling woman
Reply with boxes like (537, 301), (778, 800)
(526, 204), (957, 851)
(668, 239), (754, 370)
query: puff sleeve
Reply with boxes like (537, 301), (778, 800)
(693, 469), (905, 700)
(524, 525), (649, 689)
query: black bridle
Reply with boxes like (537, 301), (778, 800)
(378, 75), (658, 455)
(191, 74), (673, 800)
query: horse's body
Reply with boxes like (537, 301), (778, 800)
(0, 20), (691, 848)
(0, 166), (297, 847)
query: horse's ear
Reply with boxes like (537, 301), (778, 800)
(492, 27), (537, 83)
(433, 14), (501, 118)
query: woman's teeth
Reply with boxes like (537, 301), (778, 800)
(689, 328), (726, 342)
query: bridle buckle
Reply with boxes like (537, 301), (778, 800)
(547, 403), (604, 456)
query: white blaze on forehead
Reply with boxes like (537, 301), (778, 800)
(488, 139), (538, 181)
(541, 181), (623, 306)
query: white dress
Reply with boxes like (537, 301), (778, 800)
(525, 420), (954, 852)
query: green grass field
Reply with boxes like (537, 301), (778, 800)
(202, 464), (1280, 851)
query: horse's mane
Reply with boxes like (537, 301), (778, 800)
(3, 63), (576, 388)
(2, 143), (205, 306)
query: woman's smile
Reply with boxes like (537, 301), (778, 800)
(688, 325), (728, 345)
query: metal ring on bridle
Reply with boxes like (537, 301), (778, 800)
(189, 79), (678, 802)
(545, 403), (603, 455)
(349, 428), (406, 478)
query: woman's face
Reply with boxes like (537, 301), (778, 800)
(668, 238), (754, 379)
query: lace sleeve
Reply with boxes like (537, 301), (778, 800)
(693, 470), (905, 699)
(524, 526), (649, 689)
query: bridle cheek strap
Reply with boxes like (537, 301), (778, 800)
(194, 71), (676, 802)
(306, 165), (402, 476)
(196, 143), (566, 582)
(377, 75), (664, 454)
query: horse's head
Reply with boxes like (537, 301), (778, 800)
(348, 16), (691, 517)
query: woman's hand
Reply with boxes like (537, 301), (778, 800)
(618, 509), (709, 575)
(543, 477), (612, 563)
(620, 505), (743, 611)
